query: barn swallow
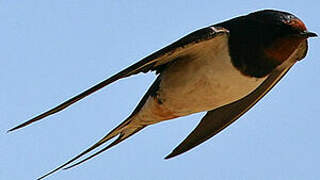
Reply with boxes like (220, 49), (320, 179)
(8, 9), (317, 179)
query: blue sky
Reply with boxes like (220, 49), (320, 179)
(1, 1), (319, 180)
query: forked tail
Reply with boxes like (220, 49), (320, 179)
(37, 116), (145, 180)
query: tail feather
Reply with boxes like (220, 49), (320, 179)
(36, 77), (160, 179)
(63, 126), (145, 170)
(37, 117), (145, 180)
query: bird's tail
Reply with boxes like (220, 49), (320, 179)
(37, 116), (145, 180)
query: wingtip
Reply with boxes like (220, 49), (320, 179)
(7, 122), (29, 133)
(164, 155), (172, 160)
(7, 115), (45, 133)
(7, 126), (18, 133)
(164, 152), (177, 160)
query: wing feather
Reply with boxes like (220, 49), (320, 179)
(8, 26), (229, 132)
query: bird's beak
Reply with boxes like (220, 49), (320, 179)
(299, 31), (318, 38)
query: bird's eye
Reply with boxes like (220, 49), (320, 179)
(287, 15), (295, 21)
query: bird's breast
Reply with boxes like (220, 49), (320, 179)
(156, 41), (267, 117)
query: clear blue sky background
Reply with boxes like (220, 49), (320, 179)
(1, 1), (319, 180)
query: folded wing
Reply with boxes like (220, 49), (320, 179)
(8, 26), (229, 132)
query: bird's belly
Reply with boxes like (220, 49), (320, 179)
(157, 51), (267, 116)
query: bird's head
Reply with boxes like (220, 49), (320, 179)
(247, 10), (317, 38)
(218, 9), (317, 77)
(247, 10), (317, 63)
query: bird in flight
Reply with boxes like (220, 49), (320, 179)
(8, 9), (317, 179)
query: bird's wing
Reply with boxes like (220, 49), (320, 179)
(165, 40), (309, 159)
(8, 26), (229, 132)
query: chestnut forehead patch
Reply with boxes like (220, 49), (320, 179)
(287, 18), (307, 31)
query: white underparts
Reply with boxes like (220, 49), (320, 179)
(133, 35), (267, 125)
